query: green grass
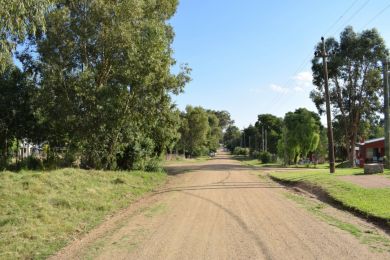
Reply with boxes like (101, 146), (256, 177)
(0, 168), (166, 259)
(234, 155), (329, 169)
(164, 156), (211, 165)
(269, 168), (390, 221)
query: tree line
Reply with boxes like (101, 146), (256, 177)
(0, 1), (233, 171)
(225, 27), (388, 166)
(223, 109), (326, 165)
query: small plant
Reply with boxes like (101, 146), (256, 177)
(259, 151), (272, 164)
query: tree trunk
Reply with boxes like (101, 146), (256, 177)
(349, 125), (358, 167)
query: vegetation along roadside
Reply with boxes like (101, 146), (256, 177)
(0, 169), (166, 259)
(269, 169), (390, 226)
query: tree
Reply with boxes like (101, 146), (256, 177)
(0, 65), (37, 167)
(278, 108), (321, 164)
(223, 125), (241, 152)
(24, 0), (190, 169)
(255, 114), (283, 154)
(242, 125), (258, 151)
(207, 110), (234, 131)
(311, 26), (388, 166)
(206, 112), (222, 152)
(178, 106), (210, 157)
(0, 0), (51, 71)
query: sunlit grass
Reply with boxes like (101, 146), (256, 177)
(270, 169), (390, 221)
(0, 168), (166, 259)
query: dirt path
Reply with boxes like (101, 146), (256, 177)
(52, 154), (390, 260)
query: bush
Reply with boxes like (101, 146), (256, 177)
(233, 147), (249, 156)
(259, 151), (272, 164)
(145, 158), (163, 172)
(251, 150), (261, 159)
(12, 156), (44, 171)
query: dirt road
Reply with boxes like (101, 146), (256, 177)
(52, 154), (390, 260)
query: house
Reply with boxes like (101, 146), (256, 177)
(358, 137), (384, 166)
(18, 140), (43, 159)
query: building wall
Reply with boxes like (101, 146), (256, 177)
(359, 140), (385, 166)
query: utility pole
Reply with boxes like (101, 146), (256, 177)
(265, 129), (268, 152)
(384, 58), (390, 169)
(315, 37), (335, 173)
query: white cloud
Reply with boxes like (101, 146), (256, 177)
(293, 71), (313, 88)
(294, 86), (304, 92)
(270, 84), (289, 94)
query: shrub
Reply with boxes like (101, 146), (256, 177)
(259, 151), (272, 164)
(145, 158), (163, 172)
(251, 150), (261, 159)
(233, 147), (249, 156)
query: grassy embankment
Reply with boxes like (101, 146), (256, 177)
(0, 168), (166, 259)
(163, 156), (211, 165)
(269, 168), (390, 222)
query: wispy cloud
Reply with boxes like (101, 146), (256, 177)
(270, 84), (289, 94)
(293, 71), (313, 88)
(294, 86), (304, 92)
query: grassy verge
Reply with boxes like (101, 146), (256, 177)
(269, 168), (390, 222)
(163, 156), (211, 165)
(0, 168), (166, 259)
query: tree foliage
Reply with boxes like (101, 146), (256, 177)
(310, 26), (388, 166)
(278, 108), (321, 164)
(0, 0), (51, 71)
(0, 64), (39, 167)
(255, 114), (283, 154)
(1, 0), (192, 170)
(177, 106), (222, 157)
(223, 125), (241, 152)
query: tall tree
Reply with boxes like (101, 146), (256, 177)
(0, 65), (37, 167)
(207, 112), (222, 152)
(178, 106), (210, 157)
(223, 125), (241, 152)
(207, 110), (234, 131)
(311, 26), (388, 166)
(0, 0), (51, 71)
(26, 0), (190, 169)
(278, 108), (320, 164)
(255, 114), (283, 154)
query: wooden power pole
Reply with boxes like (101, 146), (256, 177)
(315, 37), (336, 173)
(384, 58), (390, 169)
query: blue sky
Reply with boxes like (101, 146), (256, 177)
(169, 0), (390, 128)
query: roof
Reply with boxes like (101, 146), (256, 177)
(359, 137), (384, 146)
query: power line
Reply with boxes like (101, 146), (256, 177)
(361, 2), (390, 29)
(323, 0), (360, 37)
(262, 0), (365, 114)
(334, 0), (371, 34)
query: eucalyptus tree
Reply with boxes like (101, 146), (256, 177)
(255, 114), (283, 154)
(311, 26), (388, 166)
(27, 0), (190, 169)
